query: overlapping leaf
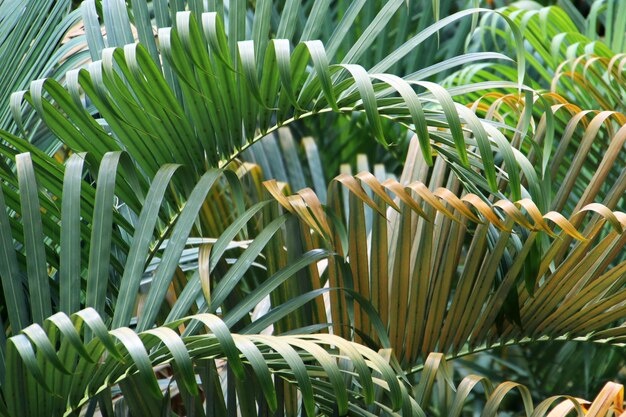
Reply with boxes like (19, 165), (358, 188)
(10, 4), (532, 202)
(4, 309), (411, 417)
(266, 135), (626, 368)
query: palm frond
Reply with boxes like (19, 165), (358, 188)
(5, 309), (411, 416)
(266, 135), (626, 367)
(2, 0), (87, 152)
(8, 3), (532, 203)
(407, 352), (626, 417)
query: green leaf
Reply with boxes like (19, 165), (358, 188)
(85, 152), (126, 318)
(0, 184), (28, 332)
(16, 153), (51, 324)
(59, 153), (87, 314)
(137, 170), (222, 331)
(112, 164), (180, 328)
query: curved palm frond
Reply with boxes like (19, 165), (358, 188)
(447, 1), (625, 113)
(0, 149), (367, 415)
(264, 135), (626, 367)
(8, 2), (532, 204)
(1, 0), (89, 155)
(5, 309), (412, 417)
(406, 352), (626, 417)
(459, 340), (626, 403)
(9, 315), (626, 417)
(459, 91), (626, 224)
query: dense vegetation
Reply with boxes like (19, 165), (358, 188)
(0, 0), (625, 415)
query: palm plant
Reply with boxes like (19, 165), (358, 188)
(1, 0), (626, 416)
(438, 0), (626, 403)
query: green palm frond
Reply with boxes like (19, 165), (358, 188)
(8, 2), (532, 204)
(5, 309), (411, 417)
(1, 0), (87, 152)
(0, 149), (361, 415)
(448, 1), (626, 113)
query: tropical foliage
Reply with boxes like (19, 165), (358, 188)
(0, 0), (625, 416)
